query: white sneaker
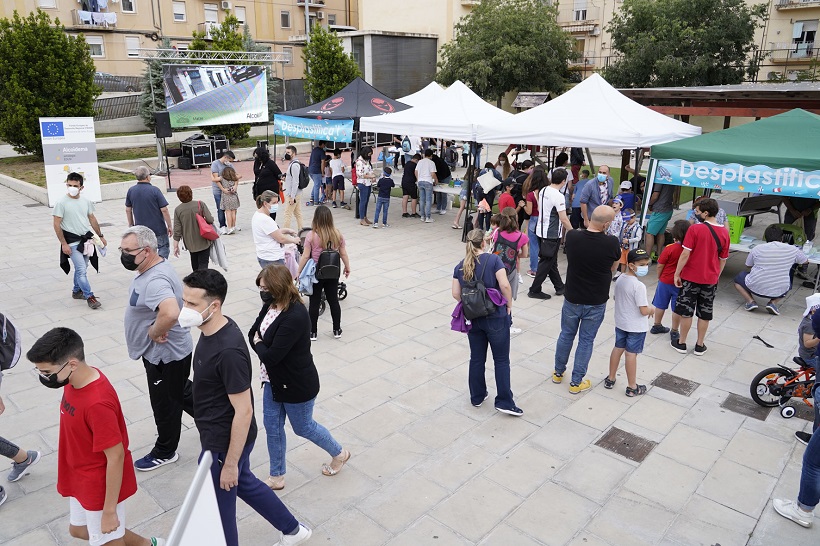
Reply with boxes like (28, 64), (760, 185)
(518, 276), (524, 284)
(420, 216), (426, 223)
(773, 498), (814, 528)
(439, 210), (447, 215)
(234, 226), (241, 232)
(425, 218), (434, 223)
(274, 524), (312, 545)
(510, 327), (522, 334)
(218, 226), (226, 235)
(372, 223), (380, 229)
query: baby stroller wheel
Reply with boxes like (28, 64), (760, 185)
(780, 406), (796, 419)
(318, 299), (326, 316)
(338, 282), (348, 300)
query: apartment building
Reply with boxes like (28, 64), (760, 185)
(1, 0), (359, 80)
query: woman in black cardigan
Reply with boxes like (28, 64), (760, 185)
(248, 264), (350, 491)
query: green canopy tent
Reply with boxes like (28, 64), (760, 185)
(644, 109), (820, 221)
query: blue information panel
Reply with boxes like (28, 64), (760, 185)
(273, 114), (354, 142)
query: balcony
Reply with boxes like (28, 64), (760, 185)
(296, 0), (325, 6)
(569, 50), (600, 67)
(776, 0), (820, 9)
(71, 9), (117, 29)
(461, 0), (481, 5)
(769, 41), (817, 61)
(197, 22), (220, 40)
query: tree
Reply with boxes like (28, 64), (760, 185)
(302, 25), (361, 103)
(139, 36), (173, 131)
(604, 0), (767, 88)
(0, 10), (98, 157)
(436, 0), (574, 105)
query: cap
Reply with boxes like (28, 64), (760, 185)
(620, 181), (632, 190)
(500, 178), (514, 189)
(804, 293), (820, 317)
(627, 248), (650, 263)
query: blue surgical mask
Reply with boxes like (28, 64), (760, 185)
(269, 204), (279, 213)
(597, 173), (607, 183)
(635, 265), (649, 277)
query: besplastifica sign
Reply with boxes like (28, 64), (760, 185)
(654, 159), (820, 198)
(273, 115), (354, 142)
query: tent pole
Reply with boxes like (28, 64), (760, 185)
(640, 158), (656, 228)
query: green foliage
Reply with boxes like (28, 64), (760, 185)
(139, 36), (173, 131)
(302, 25), (362, 103)
(0, 10), (99, 157)
(604, 0), (767, 88)
(436, 0), (574, 103)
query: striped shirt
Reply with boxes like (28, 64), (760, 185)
(745, 241), (806, 297)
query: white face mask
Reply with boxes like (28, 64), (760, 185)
(269, 204), (279, 213)
(67, 186), (80, 197)
(178, 304), (214, 329)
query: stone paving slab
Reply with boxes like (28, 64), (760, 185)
(0, 180), (818, 545)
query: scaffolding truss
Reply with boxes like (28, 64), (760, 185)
(134, 48), (291, 65)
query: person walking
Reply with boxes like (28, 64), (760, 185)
(210, 150), (236, 233)
(356, 146), (376, 225)
(772, 425), (819, 528)
(252, 147), (283, 200)
(553, 205), (621, 394)
(121, 226), (194, 472)
(0, 370), (41, 508)
(281, 145), (305, 231)
(172, 186), (214, 271)
(306, 141), (326, 207)
(452, 229), (522, 416)
(125, 166), (172, 259)
(671, 198), (730, 356)
(529, 169), (573, 300)
(180, 269), (312, 546)
(297, 206), (351, 339)
(249, 265), (351, 492)
(220, 166), (242, 235)
(53, 172), (107, 310)
(26, 328), (164, 546)
(401, 154), (420, 218)
(253, 191), (301, 269)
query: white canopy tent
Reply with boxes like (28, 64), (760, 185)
(477, 73), (701, 147)
(397, 81), (446, 108)
(359, 80), (513, 141)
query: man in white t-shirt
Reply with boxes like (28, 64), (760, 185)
(328, 150), (346, 209)
(415, 149), (438, 223)
(529, 169), (573, 300)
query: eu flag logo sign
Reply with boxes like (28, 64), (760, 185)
(42, 122), (65, 137)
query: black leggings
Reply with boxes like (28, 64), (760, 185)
(309, 278), (341, 332)
(190, 248), (210, 271)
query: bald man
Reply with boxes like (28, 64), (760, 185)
(552, 205), (622, 394)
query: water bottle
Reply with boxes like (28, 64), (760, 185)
(803, 240), (813, 254)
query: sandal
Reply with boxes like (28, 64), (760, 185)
(264, 475), (285, 490)
(625, 384), (647, 397)
(604, 377), (616, 389)
(321, 449), (350, 476)
(452, 224), (461, 230)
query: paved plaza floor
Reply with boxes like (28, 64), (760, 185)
(0, 180), (818, 545)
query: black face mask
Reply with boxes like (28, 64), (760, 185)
(121, 252), (139, 271)
(284, 153), (292, 161)
(39, 362), (72, 389)
(260, 291), (274, 304)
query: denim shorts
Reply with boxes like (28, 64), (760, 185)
(615, 327), (646, 354)
(652, 280), (679, 311)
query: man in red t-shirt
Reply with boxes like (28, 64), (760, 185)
(671, 198), (730, 356)
(27, 328), (163, 546)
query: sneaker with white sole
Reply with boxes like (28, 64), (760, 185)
(425, 218), (434, 223)
(274, 523), (313, 546)
(310, 332), (318, 341)
(510, 327), (522, 334)
(134, 452), (179, 472)
(772, 498), (814, 528)
(0, 486), (7, 508)
(496, 405), (524, 416)
(795, 430), (812, 446)
(7, 450), (41, 482)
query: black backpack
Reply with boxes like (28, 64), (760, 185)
(0, 312), (21, 371)
(315, 241), (342, 280)
(295, 161), (310, 190)
(444, 147), (459, 165)
(460, 258), (497, 320)
(401, 136), (412, 153)
(492, 232), (523, 274)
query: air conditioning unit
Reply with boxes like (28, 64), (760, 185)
(221, 1), (232, 10)
(589, 26), (601, 36)
(317, 11), (325, 20)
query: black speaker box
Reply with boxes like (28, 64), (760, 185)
(154, 111), (172, 138)
(178, 156), (193, 170)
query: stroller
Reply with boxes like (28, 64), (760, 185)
(297, 228), (348, 316)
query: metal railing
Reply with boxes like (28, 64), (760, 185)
(776, 0), (820, 8)
(71, 9), (117, 28)
(769, 42), (817, 61)
(94, 95), (140, 121)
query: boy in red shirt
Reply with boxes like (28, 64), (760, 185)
(27, 328), (163, 546)
(650, 220), (690, 340)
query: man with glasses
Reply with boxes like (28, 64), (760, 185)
(120, 226), (194, 472)
(52, 172), (107, 309)
(578, 165), (614, 228)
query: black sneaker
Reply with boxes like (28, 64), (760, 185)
(72, 290), (84, 300)
(411, 213), (421, 218)
(693, 344), (707, 356)
(402, 212), (410, 218)
(528, 290), (551, 300)
(333, 329), (342, 339)
(671, 340), (688, 354)
(650, 324), (670, 335)
(472, 393), (489, 407)
(496, 405), (523, 416)
(555, 288), (565, 296)
(795, 431), (812, 446)
(310, 332), (318, 341)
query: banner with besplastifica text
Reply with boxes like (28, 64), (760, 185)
(40, 117), (101, 207)
(652, 158), (820, 199)
(273, 114), (354, 142)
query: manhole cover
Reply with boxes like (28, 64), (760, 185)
(651, 372), (700, 397)
(595, 427), (657, 463)
(23, 203), (46, 207)
(720, 393), (772, 421)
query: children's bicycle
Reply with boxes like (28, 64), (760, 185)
(749, 357), (815, 418)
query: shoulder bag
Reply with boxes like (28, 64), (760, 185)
(197, 201), (219, 241)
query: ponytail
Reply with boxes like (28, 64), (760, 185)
(462, 229), (484, 281)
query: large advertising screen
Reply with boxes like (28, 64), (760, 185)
(163, 64), (268, 128)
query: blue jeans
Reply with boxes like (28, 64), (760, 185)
(69, 242), (93, 298)
(436, 177), (452, 211)
(310, 173), (322, 203)
(467, 314), (515, 410)
(212, 187), (226, 228)
(156, 233), (170, 259)
(358, 184), (372, 219)
(262, 382), (342, 476)
(798, 382), (820, 510)
(203, 444), (299, 546)
(418, 181), (434, 218)
(374, 197), (390, 224)
(554, 301), (607, 385)
(258, 258), (284, 269)
(527, 216), (539, 273)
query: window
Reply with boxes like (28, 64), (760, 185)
(204, 4), (219, 24)
(793, 20), (818, 58)
(36, 0), (57, 8)
(121, 0), (136, 13)
(327, 13), (336, 25)
(125, 36), (140, 57)
(235, 6), (246, 25)
(283, 46), (293, 65)
(86, 36), (104, 57)
(573, 0), (587, 21)
(281, 10), (291, 29)
(173, 1), (186, 22)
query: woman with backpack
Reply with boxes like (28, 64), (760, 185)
(452, 229), (523, 417)
(491, 211), (529, 334)
(297, 206), (351, 340)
